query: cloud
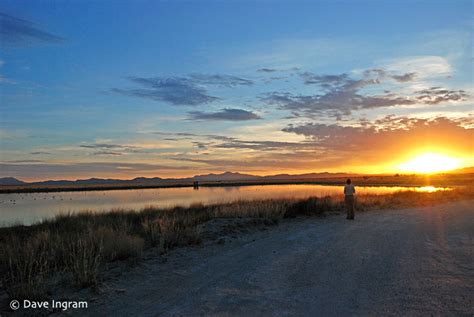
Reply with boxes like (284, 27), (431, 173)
(213, 139), (308, 151)
(262, 68), (468, 117)
(188, 116), (469, 171)
(415, 87), (468, 105)
(152, 131), (235, 142)
(79, 142), (147, 156)
(79, 143), (137, 150)
(70, 116), (473, 175)
(384, 56), (452, 78)
(187, 108), (261, 121)
(0, 12), (64, 45)
(112, 73), (253, 106)
(261, 90), (414, 118)
(169, 147), (340, 171)
(92, 151), (123, 156)
(170, 156), (299, 170)
(299, 72), (353, 87)
(4, 159), (44, 163)
(282, 116), (473, 159)
(0, 59), (15, 84)
(257, 67), (300, 73)
(362, 68), (417, 83)
(30, 151), (51, 155)
(257, 68), (278, 73)
(228, 38), (354, 71)
(154, 130), (310, 152)
(192, 141), (212, 150)
(0, 74), (15, 84)
(112, 77), (219, 106)
(391, 72), (417, 82)
(188, 74), (253, 87)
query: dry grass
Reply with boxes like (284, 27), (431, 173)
(0, 186), (472, 300)
(1, 231), (49, 299)
(64, 231), (103, 287)
(354, 186), (473, 210)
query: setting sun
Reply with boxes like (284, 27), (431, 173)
(398, 153), (461, 174)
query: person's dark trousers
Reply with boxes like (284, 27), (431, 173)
(345, 195), (355, 219)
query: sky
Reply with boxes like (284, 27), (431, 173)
(0, 0), (473, 181)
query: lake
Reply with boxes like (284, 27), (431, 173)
(0, 184), (447, 227)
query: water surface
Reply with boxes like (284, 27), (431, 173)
(0, 184), (447, 227)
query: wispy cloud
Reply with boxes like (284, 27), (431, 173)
(391, 72), (417, 82)
(361, 68), (417, 83)
(79, 143), (138, 150)
(261, 91), (414, 118)
(0, 59), (15, 84)
(188, 108), (261, 121)
(30, 151), (51, 155)
(299, 72), (355, 87)
(112, 73), (253, 106)
(79, 142), (145, 156)
(227, 37), (354, 71)
(112, 77), (219, 106)
(257, 67), (300, 73)
(92, 151), (123, 156)
(415, 87), (468, 105)
(214, 139), (307, 151)
(188, 74), (253, 87)
(384, 56), (452, 78)
(257, 68), (278, 73)
(0, 12), (64, 45)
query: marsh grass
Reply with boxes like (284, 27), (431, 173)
(65, 232), (103, 287)
(0, 187), (472, 300)
(1, 231), (49, 299)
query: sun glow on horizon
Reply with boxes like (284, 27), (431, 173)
(398, 153), (461, 174)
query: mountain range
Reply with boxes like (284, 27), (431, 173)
(0, 171), (355, 186)
(1, 167), (472, 186)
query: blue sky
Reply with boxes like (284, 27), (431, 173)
(0, 0), (473, 180)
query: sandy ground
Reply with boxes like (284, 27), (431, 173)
(78, 200), (473, 316)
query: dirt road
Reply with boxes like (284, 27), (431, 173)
(84, 200), (474, 316)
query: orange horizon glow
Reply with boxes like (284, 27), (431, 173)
(397, 153), (461, 174)
(8, 148), (474, 183)
(14, 162), (473, 183)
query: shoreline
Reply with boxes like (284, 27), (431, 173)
(1, 174), (472, 194)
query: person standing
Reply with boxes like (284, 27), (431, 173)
(344, 179), (355, 220)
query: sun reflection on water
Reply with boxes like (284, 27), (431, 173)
(415, 186), (451, 193)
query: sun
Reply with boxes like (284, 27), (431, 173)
(398, 153), (460, 174)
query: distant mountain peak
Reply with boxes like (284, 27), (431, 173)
(0, 177), (26, 186)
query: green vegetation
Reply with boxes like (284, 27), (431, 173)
(0, 187), (472, 300)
